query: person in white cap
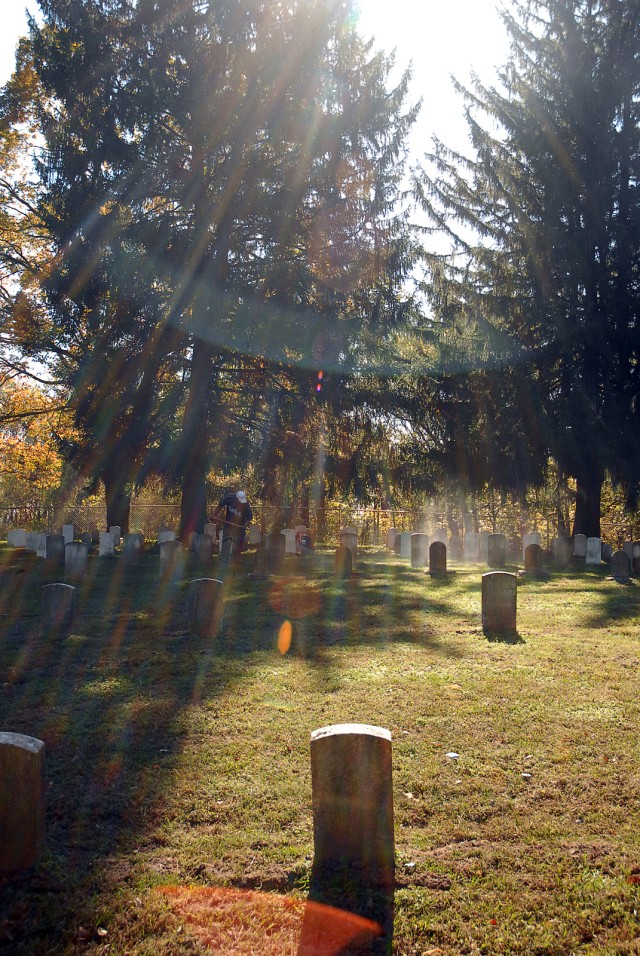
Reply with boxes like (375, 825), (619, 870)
(211, 490), (253, 572)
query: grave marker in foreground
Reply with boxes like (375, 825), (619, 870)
(482, 571), (517, 633)
(187, 578), (224, 637)
(0, 733), (45, 874)
(41, 583), (76, 633)
(310, 724), (394, 887)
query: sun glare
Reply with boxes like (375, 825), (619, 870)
(356, 0), (510, 152)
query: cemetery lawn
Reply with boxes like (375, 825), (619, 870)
(1, 545), (640, 955)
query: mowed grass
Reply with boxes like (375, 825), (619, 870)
(1, 544), (639, 955)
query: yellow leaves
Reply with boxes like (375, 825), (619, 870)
(0, 378), (76, 500)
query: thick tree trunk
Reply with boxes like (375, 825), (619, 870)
(179, 337), (213, 542)
(572, 470), (603, 539)
(103, 467), (132, 535)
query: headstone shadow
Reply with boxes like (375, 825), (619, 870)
(483, 627), (525, 645)
(299, 862), (393, 955)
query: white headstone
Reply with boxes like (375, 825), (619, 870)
(109, 526), (122, 546)
(7, 529), (27, 548)
(282, 528), (297, 554)
(573, 534), (587, 558)
(585, 537), (602, 565)
(62, 524), (74, 545)
(522, 532), (541, 562)
(386, 527), (399, 550)
(399, 531), (412, 558)
(25, 532), (38, 552)
(410, 533), (429, 568)
(35, 533), (47, 559)
(65, 542), (88, 580)
(99, 532), (115, 556)
(339, 529), (358, 556)
(248, 525), (261, 546)
(463, 531), (480, 561)
(204, 523), (217, 539)
(158, 530), (176, 544)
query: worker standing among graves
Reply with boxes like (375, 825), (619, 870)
(211, 490), (253, 575)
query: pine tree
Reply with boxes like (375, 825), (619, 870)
(416, 0), (640, 536)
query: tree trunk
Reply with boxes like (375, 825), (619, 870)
(572, 470), (603, 539)
(103, 467), (132, 534)
(179, 337), (214, 541)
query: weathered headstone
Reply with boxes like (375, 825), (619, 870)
(463, 531), (480, 562)
(45, 534), (65, 566)
(35, 533), (47, 559)
(601, 542), (613, 562)
(429, 540), (447, 576)
(266, 532), (286, 561)
(552, 536), (573, 569)
(252, 545), (271, 576)
(386, 527), (399, 550)
(298, 531), (314, 553)
(310, 724), (394, 887)
(393, 534), (401, 555)
(632, 542), (640, 576)
(585, 537), (602, 565)
(65, 542), (88, 581)
(339, 529), (358, 557)
(25, 532), (38, 552)
(610, 550), (630, 583)
(159, 539), (183, 583)
(98, 532), (114, 557)
(122, 533), (144, 564)
(334, 545), (353, 577)
(410, 533), (429, 568)
(522, 532), (541, 562)
(187, 578), (224, 637)
(479, 531), (490, 563)
(487, 533), (506, 569)
(482, 571), (517, 632)
(41, 582), (76, 632)
(7, 529), (27, 548)
(573, 534), (587, 558)
(399, 531), (412, 559)
(282, 529), (297, 554)
(80, 532), (93, 549)
(62, 524), (74, 545)
(194, 533), (213, 564)
(0, 733), (45, 874)
(524, 543), (543, 572)
(109, 525), (122, 546)
(248, 524), (261, 547)
(157, 529), (176, 545)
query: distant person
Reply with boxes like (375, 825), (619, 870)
(211, 490), (253, 573)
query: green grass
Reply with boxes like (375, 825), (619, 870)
(1, 545), (639, 954)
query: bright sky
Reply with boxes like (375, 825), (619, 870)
(1, 1), (510, 158)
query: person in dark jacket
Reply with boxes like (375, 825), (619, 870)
(211, 491), (253, 573)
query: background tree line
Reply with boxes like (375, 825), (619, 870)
(0, 0), (638, 540)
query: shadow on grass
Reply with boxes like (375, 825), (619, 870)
(3, 544), (599, 953)
(483, 628), (526, 645)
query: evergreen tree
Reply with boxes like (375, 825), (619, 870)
(416, 0), (640, 536)
(21, 0), (417, 536)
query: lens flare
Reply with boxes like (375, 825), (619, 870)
(278, 620), (292, 655)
